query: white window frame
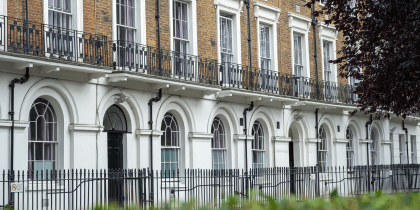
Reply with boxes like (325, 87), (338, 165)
(161, 112), (181, 177)
(288, 12), (311, 78)
(346, 127), (355, 167)
(211, 117), (227, 170)
(399, 134), (404, 164)
(169, 0), (197, 56)
(0, 0), (6, 16)
(411, 136), (417, 164)
(28, 98), (58, 179)
(254, 1), (280, 73)
(370, 129), (378, 165)
(319, 22), (338, 83)
(43, 0), (82, 31)
(390, 133), (394, 164)
(318, 125), (328, 168)
(252, 120), (265, 169)
(215, 0), (242, 65)
(112, 0), (146, 45)
(219, 14), (234, 64)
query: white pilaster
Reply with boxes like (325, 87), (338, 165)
(189, 133), (213, 169)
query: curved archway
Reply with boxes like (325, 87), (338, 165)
(211, 117), (227, 169)
(156, 101), (191, 172)
(370, 127), (379, 165)
(288, 122), (303, 167)
(160, 112), (180, 175)
(208, 106), (237, 169)
(319, 125), (328, 167)
(28, 98), (58, 175)
(20, 79), (77, 124)
(252, 120), (265, 168)
(103, 105), (129, 170)
(346, 126), (355, 167)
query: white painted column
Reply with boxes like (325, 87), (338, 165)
(359, 139), (372, 165)
(272, 137), (291, 167)
(306, 139), (318, 167)
(69, 125), (102, 169)
(0, 121), (29, 172)
(416, 123), (420, 164)
(381, 141), (392, 165)
(136, 130), (163, 169)
(234, 134), (253, 170)
(189, 133), (213, 169)
(333, 139), (348, 167)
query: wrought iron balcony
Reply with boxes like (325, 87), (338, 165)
(0, 15), (357, 105)
(0, 15), (109, 66)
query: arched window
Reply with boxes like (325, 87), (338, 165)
(252, 121), (264, 168)
(161, 112), (179, 176)
(211, 117), (226, 169)
(28, 98), (57, 176)
(346, 127), (355, 167)
(319, 126), (327, 168)
(370, 129), (378, 165)
(103, 105), (127, 132)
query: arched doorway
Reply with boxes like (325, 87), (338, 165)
(103, 105), (128, 169)
(288, 122), (301, 194)
(103, 105), (128, 204)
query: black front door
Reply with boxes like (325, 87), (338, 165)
(108, 133), (123, 169)
(108, 133), (124, 204)
(289, 141), (296, 194)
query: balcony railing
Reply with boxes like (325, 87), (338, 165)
(0, 15), (108, 66)
(0, 15), (357, 104)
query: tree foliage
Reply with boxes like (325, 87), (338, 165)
(306, 0), (420, 118)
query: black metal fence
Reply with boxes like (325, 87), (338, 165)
(1, 164), (420, 209)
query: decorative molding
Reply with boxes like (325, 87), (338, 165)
(233, 134), (254, 141)
(214, 0), (243, 14)
(69, 124), (103, 132)
(359, 139), (373, 144)
(272, 136), (291, 142)
(135, 129), (164, 137)
(0, 120), (29, 129)
(334, 138), (349, 144)
(188, 132), (214, 139)
(381, 140), (392, 145)
(306, 138), (320, 143)
(253, 1), (281, 23)
(318, 22), (338, 40)
(288, 12), (311, 33)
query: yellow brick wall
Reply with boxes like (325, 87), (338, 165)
(7, 0), (346, 84)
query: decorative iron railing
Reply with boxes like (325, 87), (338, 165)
(1, 164), (419, 209)
(0, 15), (357, 104)
(0, 15), (108, 66)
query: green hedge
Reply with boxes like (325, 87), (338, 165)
(86, 190), (420, 210)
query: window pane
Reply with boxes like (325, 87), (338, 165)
(35, 143), (43, 160)
(28, 143), (34, 160)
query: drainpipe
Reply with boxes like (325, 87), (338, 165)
(148, 88), (161, 202)
(25, 0), (30, 55)
(311, 5), (319, 97)
(365, 114), (373, 191)
(402, 121), (409, 164)
(148, 89), (162, 171)
(315, 109), (319, 196)
(243, 101), (254, 196)
(156, 0), (162, 75)
(9, 68), (30, 207)
(244, 0), (253, 89)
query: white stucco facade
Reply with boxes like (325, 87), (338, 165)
(1, 61), (419, 173)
